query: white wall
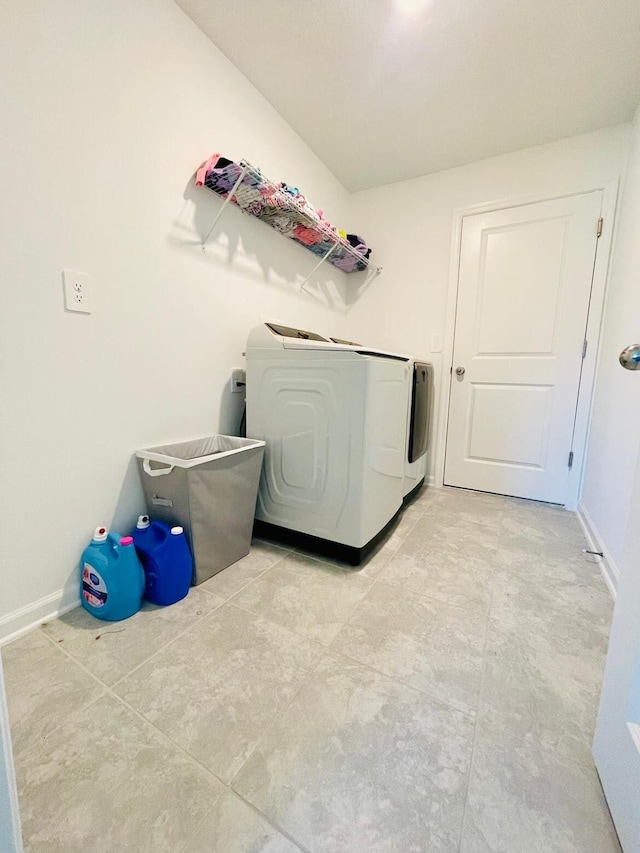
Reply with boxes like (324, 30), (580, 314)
(0, 0), (355, 637)
(346, 126), (630, 481)
(581, 106), (640, 584)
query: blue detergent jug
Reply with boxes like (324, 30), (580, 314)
(80, 527), (145, 621)
(132, 515), (193, 606)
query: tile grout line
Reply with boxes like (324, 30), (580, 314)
(355, 498), (434, 579)
(454, 501), (510, 853)
(39, 628), (111, 691)
(224, 600), (329, 652)
(456, 531), (501, 852)
(102, 686), (310, 853)
(102, 687), (230, 787)
(227, 789), (313, 853)
(106, 607), (233, 691)
(254, 540), (297, 555)
(327, 646), (478, 721)
(11, 634), (110, 763)
(201, 546), (293, 603)
(372, 572), (496, 620)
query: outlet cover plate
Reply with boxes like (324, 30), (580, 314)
(62, 270), (91, 314)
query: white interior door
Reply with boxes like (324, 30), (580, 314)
(593, 350), (640, 851)
(445, 192), (603, 503)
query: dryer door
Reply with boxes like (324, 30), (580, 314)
(408, 362), (434, 463)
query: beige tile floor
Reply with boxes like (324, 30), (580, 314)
(3, 486), (620, 852)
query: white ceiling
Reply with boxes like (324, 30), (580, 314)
(175, 0), (640, 191)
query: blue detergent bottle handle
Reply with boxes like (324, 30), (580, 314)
(136, 514), (171, 551)
(118, 535), (146, 602)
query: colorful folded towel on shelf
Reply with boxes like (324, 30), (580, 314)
(293, 224), (322, 246)
(195, 154), (375, 274)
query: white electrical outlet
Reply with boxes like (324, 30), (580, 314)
(62, 270), (92, 314)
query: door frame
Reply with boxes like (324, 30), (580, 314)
(433, 180), (620, 510)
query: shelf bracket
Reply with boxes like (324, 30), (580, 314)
(201, 163), (250, 252)
(364, 266), (383, 287)
(300, 243), (339, 292)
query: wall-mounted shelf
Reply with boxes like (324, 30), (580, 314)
(196, 157), (382, 290)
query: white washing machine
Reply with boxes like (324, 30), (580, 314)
(246, 323), (412, 564)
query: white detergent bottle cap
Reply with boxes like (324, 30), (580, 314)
(93, 526), (108, 542)
(170, 526), (184, 536)
(137, 515), (150, 530)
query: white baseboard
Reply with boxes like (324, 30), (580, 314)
(577, 504), (620, 600)
(0, 589), (79, 647)
(427, 474), (436, 487)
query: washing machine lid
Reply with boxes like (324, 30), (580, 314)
(265, 323), (331, 343)
(248, 323), (410, 360)
(329, 336), (362, 346)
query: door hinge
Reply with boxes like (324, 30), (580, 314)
(597, 217), (603, 238)
(568, 451), (574, 469)
(582, 339), (588, 359)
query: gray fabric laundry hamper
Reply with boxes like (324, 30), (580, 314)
(136, 435), (265, 585)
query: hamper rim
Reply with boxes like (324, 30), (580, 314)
(136, 436), (265, 469)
